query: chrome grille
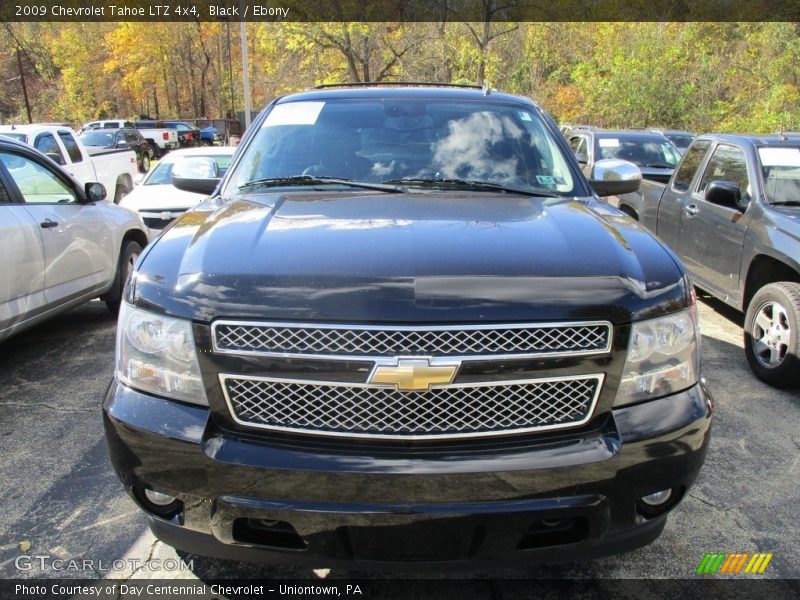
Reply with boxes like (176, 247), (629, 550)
(221, 374), (603, 440)
(213, 321), (612, 359)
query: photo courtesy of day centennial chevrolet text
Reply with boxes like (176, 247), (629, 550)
(103, 84), (713, 568)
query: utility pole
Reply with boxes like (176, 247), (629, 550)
(240, 20), (251, 129)
(16, 48), (32, 123)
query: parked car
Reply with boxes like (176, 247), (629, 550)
(131, 120), (180, 158)
(0, 124), (138, 204)
(81, 119), (135, 133)
(568, 129), (682, 184)
(199, 125), (222, 146)
(0, 136), (149, 342)
(79, 127), (153, 173)
(649, 129), (696, 154)
(104, 84), (712, 569)
(119, 146), (234, 236)
(162, 121), (201, 148)
(630, 134), (800, 387)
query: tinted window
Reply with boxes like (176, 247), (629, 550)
(58, 132), (83, 162)
(672, 140), (711, 191)
(231, 99), (577, 195)
(34, 133), (65, 164)
(699, 144), (750, 199)
(0, 152), (77, 204)
(80, 130), (116, 147)
(595, 136), (680, 167)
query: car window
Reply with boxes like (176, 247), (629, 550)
(595, 136), (680, 168)
(125, 131), (139, 143)
(672, 140), (711, 191)
(231, 98), (577, 195)
(145, 154), (233, 185)
(758, 146), (800, 205)
(0, 152), (77, 204)
(698, 144), (750, 199)
(34, 133), (65, 164)
(80, 130), (115, 147)
(58, 132), (83, 163)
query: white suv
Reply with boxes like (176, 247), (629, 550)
(0, 136), (149, 342)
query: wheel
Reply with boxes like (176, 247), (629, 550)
(113, 183), (131, 204)
(743, 281), (800, 388)
(140, 152), (150, 173)
(148, 140), (160, 159)
(105, 240), (142, 315)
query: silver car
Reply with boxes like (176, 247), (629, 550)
(0, 136), (149, 342)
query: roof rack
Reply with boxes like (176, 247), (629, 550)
(313, 82), (484, 90)
(776, 131), (800, 140)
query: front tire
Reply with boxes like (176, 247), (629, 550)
(140, 152), (151, 173)
(743, 282), (800, 388)
(106, 240), (142, 315)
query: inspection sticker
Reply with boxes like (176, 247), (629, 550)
(599, 138), (620, 147)
(263, 102), (325, 127)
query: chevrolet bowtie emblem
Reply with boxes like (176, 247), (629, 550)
(369, 359), (459, 391)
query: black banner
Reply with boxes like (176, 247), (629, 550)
(2, 0), (800, 23)
(2, 579), (800, 600)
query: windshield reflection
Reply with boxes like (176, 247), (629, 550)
(231, 98), (575, 196)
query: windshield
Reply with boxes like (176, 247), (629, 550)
(1, 133), (27, 142)
(758, 146), (800, 205)
(145, 154), (233, 185)
(665, 134), (695, 150)
(229, 98), (576, 195)
(595, 136), (681, 168)
(80, 131), (116, 146)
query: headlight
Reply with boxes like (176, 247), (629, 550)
(116, 303), (208, 406)
(615, 306), (700, 406)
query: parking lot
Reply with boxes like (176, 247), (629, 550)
(0, 293), (798, 587)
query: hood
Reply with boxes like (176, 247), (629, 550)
(119, 184), (205, 212)
(133, 191), (686, 324)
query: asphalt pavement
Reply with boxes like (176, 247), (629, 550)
(0, 294), (798, 593)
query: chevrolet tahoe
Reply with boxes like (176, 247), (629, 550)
(103, 84), (713, 568)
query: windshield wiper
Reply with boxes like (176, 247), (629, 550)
(639, 163), (675, 169)
(769, 200), (800, 206)
(238, 175), (404, 193)
(382, 177), (559, 198)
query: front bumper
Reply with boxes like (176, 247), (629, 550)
(103, 381), (713, 569)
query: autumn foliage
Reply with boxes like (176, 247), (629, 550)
(1, 21), (799, 133)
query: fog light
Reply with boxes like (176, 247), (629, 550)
(144, 489), (177, 506)
(641, 489), (672, 506)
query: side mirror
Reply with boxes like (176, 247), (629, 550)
(84, 182), (107, 202)
(704, 180), (742, 210)
(172, 156), (220, 195)
(589, 159), (642, 197)
(575, 152), (588, 165)
(46, 152), (66, 166)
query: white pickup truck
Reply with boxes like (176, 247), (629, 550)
(83, 119), (179, 158)
(0, 124), (138, 203)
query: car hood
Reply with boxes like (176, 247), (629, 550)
(119, 184), (205, 212)
(133, 191), (686, 324)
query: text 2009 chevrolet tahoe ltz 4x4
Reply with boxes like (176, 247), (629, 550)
(103, 85), (713, 568)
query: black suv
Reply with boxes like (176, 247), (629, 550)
(79, 127), (153, 173)
(104, 84), (712, 569)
